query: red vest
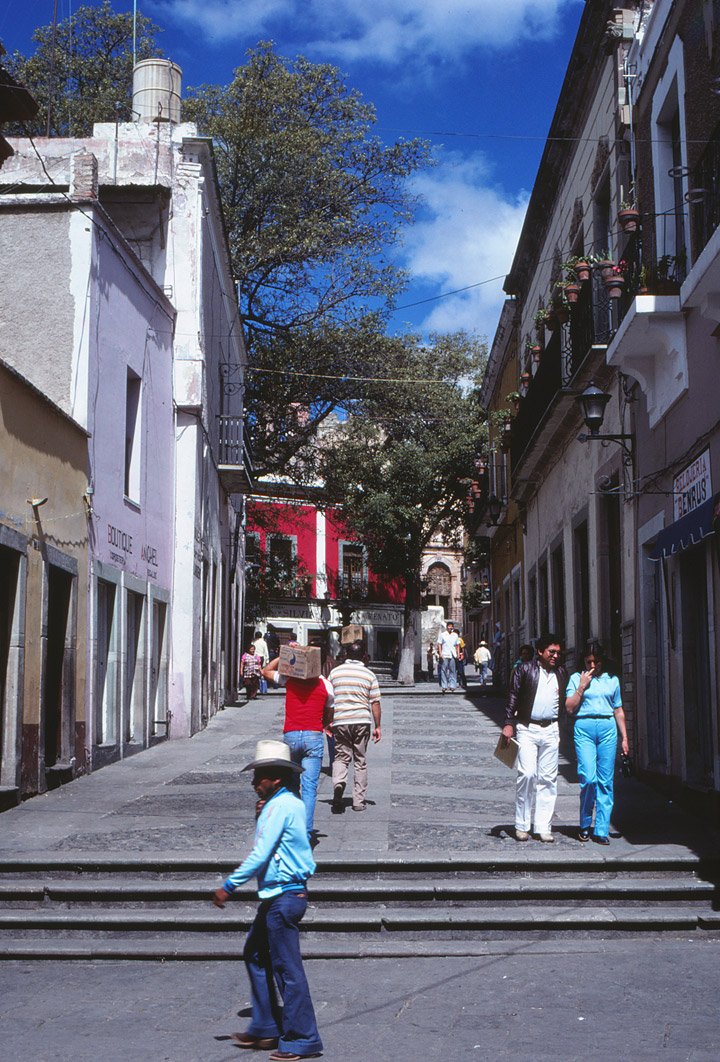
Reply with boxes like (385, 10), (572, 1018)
(284, 678), (327, 732)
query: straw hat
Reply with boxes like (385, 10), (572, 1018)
(242, 739), (303, 773)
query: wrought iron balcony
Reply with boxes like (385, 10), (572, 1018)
(218, 415), (254, 493)
(691, 122), (720, 261)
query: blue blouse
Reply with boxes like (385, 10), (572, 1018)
(567, 671), (622, 718)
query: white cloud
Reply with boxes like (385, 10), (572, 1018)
(399, 154), (528, 341)
(157, 0), (581, 62)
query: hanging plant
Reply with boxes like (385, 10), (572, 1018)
(591, 252), (616, 283)
(505, 391), (522, 413)
(562, 255), (590, 284)
(603, 260), (628, 298)
(618, 204), (640, 233)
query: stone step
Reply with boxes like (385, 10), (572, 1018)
(0, 875), (713, 904)
(0, 897), (714, 932)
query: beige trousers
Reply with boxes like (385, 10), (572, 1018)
(332, 724), (371, 807)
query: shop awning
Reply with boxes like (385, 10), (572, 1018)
(649, 493), (719, 561)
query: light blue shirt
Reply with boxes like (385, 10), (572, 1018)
(567, 671), (622, 718)
(223, 787), (316, 899)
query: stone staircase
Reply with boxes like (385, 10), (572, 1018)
(0, 854), (717, 959)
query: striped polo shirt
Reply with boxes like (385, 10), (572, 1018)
(328, 660), (381, 727)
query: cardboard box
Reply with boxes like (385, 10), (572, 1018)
(278, 644), (321, 680)
(341, 624), (364, 645)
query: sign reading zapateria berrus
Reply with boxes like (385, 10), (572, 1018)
(674, 448), (712, 521)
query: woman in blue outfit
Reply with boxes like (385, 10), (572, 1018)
(566, 641), (629, 845)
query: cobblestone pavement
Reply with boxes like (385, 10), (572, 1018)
(1, 677), (718, 861)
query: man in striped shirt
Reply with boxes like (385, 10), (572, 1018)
(327, 641), (381, 813)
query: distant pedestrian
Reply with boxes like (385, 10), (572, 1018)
(213, 739), (323, 1060)
(253, 630), (270, 694)
(566, 640), (629, 845)
(456, 630), (467, 689)
(511, 644), (534, 680)
(426, 643), (436, 682)
(474, 641), (492, 684)
(501, 633), (568, 843)
(437, 621), (461, 692)
(240, 641), (263, 700)
(327, 641), (381, 813)
(262, 651), (334, 839)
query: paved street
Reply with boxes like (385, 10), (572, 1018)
(0, 677), (719, 1061)
(2, 939), (720, 1062)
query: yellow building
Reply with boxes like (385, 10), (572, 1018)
(0, 360), (88, 803)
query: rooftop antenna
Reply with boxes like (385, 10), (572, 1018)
(133, 0), (137, 67)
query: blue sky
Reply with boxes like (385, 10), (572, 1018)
(2, 0), (585, 340)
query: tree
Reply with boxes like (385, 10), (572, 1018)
(321, 330), (488, 684)
(183, 44), (432, 476)
(6, 2), (162, 137)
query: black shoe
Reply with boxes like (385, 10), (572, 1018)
(578, 828), (590, 842)
(593, 835), (610, 845)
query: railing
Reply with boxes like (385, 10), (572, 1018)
(691, 121), (720, 260)
(510, 330), (562, 469)
(568, 269), (614, 378)
(218, 415), (252, 468)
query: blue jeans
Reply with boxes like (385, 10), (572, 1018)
(244, 890), (323, 1055)
(283, 731), (324, 834)
(574, 717), (617, 837)
(440, 656), (457, 690)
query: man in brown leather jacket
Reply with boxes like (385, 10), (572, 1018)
(501, 634), (568, 843)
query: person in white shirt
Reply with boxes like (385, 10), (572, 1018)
(437, 621), (461, 692)
(500, 634), (568, 843)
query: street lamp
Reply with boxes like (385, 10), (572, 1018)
(575, 383), (634, 466)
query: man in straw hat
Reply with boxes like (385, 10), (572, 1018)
(213, 739), (323, 1060)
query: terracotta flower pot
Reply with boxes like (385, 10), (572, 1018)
(605, 275), (625, 299)
(618, 208), (640, 233)
(531, 345), (543, 363)
(575, 261), (591, 283)
(596, 259), (616, 282)
(565, 282), (581, 303)
(555, 305), (570, 325)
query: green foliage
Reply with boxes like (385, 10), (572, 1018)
(320, 330), (488, 589)
(184, 43), (433, 475)
(5, 2), (162, 137)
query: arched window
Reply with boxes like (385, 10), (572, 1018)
(423, 563), (452, 615)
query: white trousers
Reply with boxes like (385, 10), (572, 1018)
(515, 721), (559, 833)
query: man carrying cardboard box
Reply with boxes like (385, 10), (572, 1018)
(262, 647), (334, 840)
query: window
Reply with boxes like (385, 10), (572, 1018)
(340, 543), (365, 595)
(538, 557), (549, 634)
(424, 563), (452, 615)
(124, 369), (142, 502)
(651, 40), (689, 272)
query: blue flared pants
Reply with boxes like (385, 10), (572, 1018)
(574, 716), (617, 838)
(243, 891), (323, 1056)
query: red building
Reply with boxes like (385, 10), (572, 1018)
(245, 490), (405, 663)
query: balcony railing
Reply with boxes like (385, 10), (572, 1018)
(691, 121), (720, 260)
(510, 330), (562, 469)
(218, 415), (254, 492)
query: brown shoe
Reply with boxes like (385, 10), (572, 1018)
(231, 1032), (279, 1049)
(268, 1052), (322, 1061)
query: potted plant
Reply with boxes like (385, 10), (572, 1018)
(552, 285), (570, 324)
(562, 255), (591, 284)
(533, 306), (550, 335)
(505, 391), (522, 414)
(618, 185), (640, 233)
(604, 260), (628, 299)
(591, 251), (616, 283)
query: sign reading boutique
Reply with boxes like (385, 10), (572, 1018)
(674, 449), (712, 520)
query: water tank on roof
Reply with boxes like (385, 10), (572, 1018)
(132, 59), (182, 123)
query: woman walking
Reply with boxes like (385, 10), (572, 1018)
(565, 640), (629, 845)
